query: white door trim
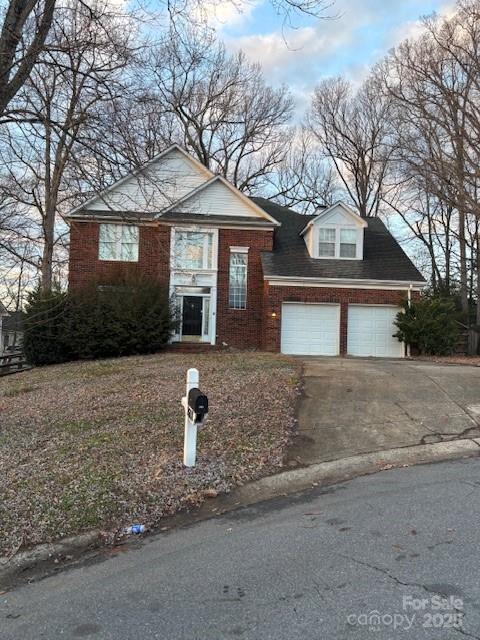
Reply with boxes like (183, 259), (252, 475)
(173, 291), (216, 344)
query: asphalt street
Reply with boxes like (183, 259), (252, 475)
(2, 458), (480, 639)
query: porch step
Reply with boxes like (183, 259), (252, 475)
(165, 343), (223, 353)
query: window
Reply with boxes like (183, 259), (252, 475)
(229, 250), (248, 309)
(99, 224), (139, 261)
(318, 228), (336, 257)
(174, 231), (213, 270)
(340, 228), (357, 258)
(203, 298), (210, 336)
(317, 227), (358, 259)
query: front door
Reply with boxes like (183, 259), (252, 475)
(182, 296), (203, 340)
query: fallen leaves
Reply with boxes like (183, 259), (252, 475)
(0, 351), (300, 556)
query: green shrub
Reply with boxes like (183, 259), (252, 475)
(23, 277), (173, 366)
(23, 287), (71, 366)
(394, 296), (460, 356)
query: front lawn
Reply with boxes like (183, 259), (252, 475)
(0, 352), (300, 556)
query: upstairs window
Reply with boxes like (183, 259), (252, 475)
(318, 228), (336, 257)
(229, 249), (248, 309)
(174, 231), (213, 270)
(340, 228), (357, 258)
(318, 227), (358, 259)
(99, 224), (139, 261)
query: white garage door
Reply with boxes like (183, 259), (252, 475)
(281, 303), (340, 356)
(347, 305), (403, 358)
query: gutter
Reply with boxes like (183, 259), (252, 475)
(264, 275), (426, 290)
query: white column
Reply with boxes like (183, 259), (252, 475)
(182, 368), (199, 467)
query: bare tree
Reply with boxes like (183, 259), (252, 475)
(112, 28), (296, 193)
(380, 1), (480, 314)
(308, 75), (393, 217)
(0, 0), (332, 122)
(0, 0), (133, 292)
(267, 131), (339, 212)
(0, 0), (56, 119)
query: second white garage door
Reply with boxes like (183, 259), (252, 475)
(281, 303), (340, 356)
(347, 305), (403, 358)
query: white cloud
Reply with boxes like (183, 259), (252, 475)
(192, 0), (260, 30)
(224, 0), (459, 114)
(227, 25), (348, 75)
(387, 0), (457, 46)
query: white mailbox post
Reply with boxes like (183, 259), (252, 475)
(181, 367), (209, 467)
(182, 367), (199, 467)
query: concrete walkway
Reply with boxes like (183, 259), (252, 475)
(288, 357), (480, 465)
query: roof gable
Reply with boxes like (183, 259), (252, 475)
(69, 145), (213, 216)
(301, 202), (368, 235)
(163, 176), (280, 225)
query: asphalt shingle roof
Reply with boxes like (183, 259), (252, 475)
(251, 197), (426, 283)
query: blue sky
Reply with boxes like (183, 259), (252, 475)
(207, 0), (453, 108)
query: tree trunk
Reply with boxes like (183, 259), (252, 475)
(458, 205), (469, 314)
(41, 204), (55, 293)
(41, 118), (54, 294)
(476, 232), (480, 328)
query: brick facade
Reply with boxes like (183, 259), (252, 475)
(69, 221), (170, 289)
(68, 220), (415, 354)
(262, 283), (411, 354)
(216, 228), (273, 348)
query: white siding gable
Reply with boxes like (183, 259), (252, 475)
(84, 147), (211, 213)
(170, 178), (271, 219)
(302, 202), (367, 260)
(322, 209), (354, 225)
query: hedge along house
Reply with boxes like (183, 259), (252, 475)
(65, 145), (426, 357)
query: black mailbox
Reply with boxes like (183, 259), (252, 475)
(187, 388), (209, 424)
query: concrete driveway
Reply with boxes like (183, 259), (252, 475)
(289, 358), (480, 465)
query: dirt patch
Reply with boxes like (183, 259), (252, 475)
(0, 352), (300, 555)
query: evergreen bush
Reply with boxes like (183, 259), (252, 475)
(23, 277), (173, 366)
(394, 296), (460, 356)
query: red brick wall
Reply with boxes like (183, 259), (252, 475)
(216, 229), (273, 348)
(262, 283), (410, 353)
(68, 221), (415, 353)
(68, 221), (170, 289)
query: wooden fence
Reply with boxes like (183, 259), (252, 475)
(0, 348), (31, 377)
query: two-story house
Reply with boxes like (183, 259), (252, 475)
(65, 145), (425, 357)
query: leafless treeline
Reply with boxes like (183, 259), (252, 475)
(1, 0), (480, 324)
(310, 0), (480, 321)
(0, 0), (332, 302)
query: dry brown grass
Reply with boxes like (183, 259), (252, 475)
(411, 355), (480, 366)
(0, 352), (300, 555)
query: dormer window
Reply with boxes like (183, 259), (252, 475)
(340, 229), (357, 258)
(302, 202), (367, 261)
(317, 227), (359, 259)
(318, 229), (336, 257)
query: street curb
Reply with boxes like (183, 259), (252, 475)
(0, 531), (102, 588)
(222, 438), (480, 507)
(1, 438), (479, 589)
